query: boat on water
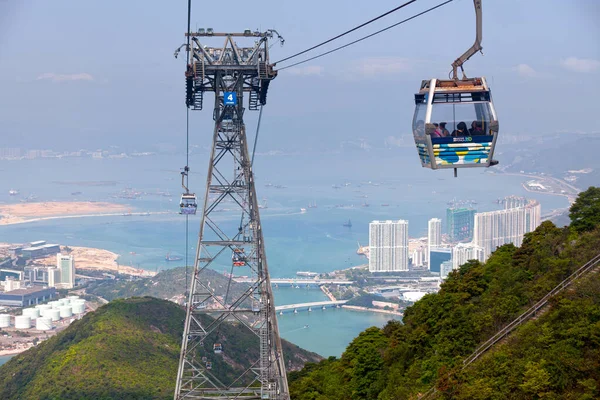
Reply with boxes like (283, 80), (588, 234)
(381, 203), (390, 207)
(307, 200), (317, 209)
(71, 191), (82, 195)
(8, 189), (19, 196)
(300, 208), (307, 213)
(165, 252), (183, 261)
(343, 219), (352, 228)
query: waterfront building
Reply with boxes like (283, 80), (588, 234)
(440, 260), (454, 279)
(369, 220), (409, 272)
(47, 268), (61, 288)
(21, 244), (60, 260)
(0, 269), (22, 282)
(56, 254), (75, 289)
(0, 278), (22, 292)
(24, 266), (49, 284)
(446, 207), (476, 242)
(0, 286), (56, 307)
(473, 197), (541, 260)
(427, 218), (442, 267)
(452, 243), (485, 270)
(429, 247), (452, 274)
(410, 247), (425, 268)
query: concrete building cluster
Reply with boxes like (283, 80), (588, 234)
(368, 196), (541, 278)
(0, 241), (76, 307)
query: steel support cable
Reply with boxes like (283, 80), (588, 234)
(274, 0), (417, 65)
(251, 105), (264, 168)
(277, 0), (455, 71)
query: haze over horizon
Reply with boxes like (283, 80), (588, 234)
(1, 0), (599, 153)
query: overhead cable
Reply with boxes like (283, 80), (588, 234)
(273, 0), (417, 65)
(277, 0), (454, 71)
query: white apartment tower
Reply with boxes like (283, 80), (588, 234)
(473, 197), (541, 260)
(427, 218), (442, 268)
(369, 220), (409, 272)
(452, 243), (485, 270)
(56, 253), (75, 289)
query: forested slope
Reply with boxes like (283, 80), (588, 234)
(289, 187), (600, 399)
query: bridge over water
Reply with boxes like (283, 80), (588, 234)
(275, 300), (348, 314)
(233, 278), (354, 287)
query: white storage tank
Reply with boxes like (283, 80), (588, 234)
(15, 315), (31, 329)
(61, 298), (71, 305)
(41, 309), (53, 318)
(49, 301), (61, 309)
(71, 302), (85, 314)
(59, 306), (72, 318)
(48, 309), (61, 321)
(23, 308), (40, 319)
(0, 314), (10, 328)
(36, 304), (52, 311)
(68, 295), (80, 301)
(36, 317), (52, 331)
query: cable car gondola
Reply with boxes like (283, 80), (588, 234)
(213, 343), (223, 354)
(179, 166), (198, 214)
(180, 193), (198, 215)
(232, 248), (247, 267)
(412, 0), (499, 177)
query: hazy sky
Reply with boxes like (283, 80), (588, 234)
(0, 0), (598, 152)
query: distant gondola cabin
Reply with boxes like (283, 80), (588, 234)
(180, 193), (198, 215)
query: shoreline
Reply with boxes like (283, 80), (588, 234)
(496, 171), (580, 204)
(342, 305), (403, 317)
(0, 211), (172, 226)
(0, 201), (133, 226)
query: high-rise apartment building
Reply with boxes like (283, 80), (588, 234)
(473, 197), (541, 260)
(55, 253), (75, 289)
(369, 220), (409, 272)
(446, 207), (476, 242)
(452, 243), (485, 270)
(427, 218), (442, 267)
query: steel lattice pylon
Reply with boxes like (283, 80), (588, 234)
(174, 29), (289, 400)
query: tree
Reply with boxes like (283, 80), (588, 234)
(569, 186), (600, 233)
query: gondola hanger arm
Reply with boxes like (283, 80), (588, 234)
(451, 0), (483, 80)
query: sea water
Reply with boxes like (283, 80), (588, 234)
(0, 149), (570, 357)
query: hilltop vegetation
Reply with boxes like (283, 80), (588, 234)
(0, 297), (321, 400)
(289, 187), (600, 399)
(86, 266), (245, 303)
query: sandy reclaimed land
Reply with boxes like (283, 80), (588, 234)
(37, 246), (155, 278)
(0, 201), (129, 225)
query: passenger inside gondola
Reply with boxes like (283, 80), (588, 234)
(440, 122), (450, 137)
(452, 121), (469, 136)
(469, 121), (484, 135)
(431, 123), (442, 138)
(414, 120), (425, 137)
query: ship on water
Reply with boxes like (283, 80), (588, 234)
(8, 189), (19, 196)
(343, 219), (352, 228)
(307, 200), (317, 209)
(165, 252), (183, 261)
(300, 208), (307, 214)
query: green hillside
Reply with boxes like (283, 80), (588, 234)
(86, 266), (245, 303)
(289, 187), (600, 399)
(0, 297), (321, 400)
